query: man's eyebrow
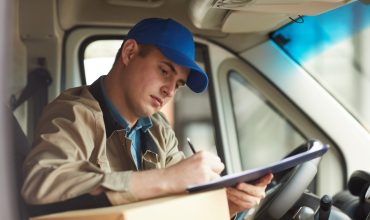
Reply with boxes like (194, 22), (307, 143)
(178, 79), (186, 86)
(161, 61), (187, 86)
(161, 61), (177, 74)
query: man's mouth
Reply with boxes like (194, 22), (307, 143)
(150, 95), (163, 107)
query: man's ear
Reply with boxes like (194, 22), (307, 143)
(121, 39), (138, 65)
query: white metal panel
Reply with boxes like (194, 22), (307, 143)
(65, 28), (126, 89)
(196, 38), (242, 174)
(0, 0), (20, 219)
(242, 41), (370, 178)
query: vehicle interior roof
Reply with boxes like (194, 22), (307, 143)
(19, 0), (352, 54)
(55, 0), (284, 52)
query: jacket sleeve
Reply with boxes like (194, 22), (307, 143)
(105, 112), (185, 206)
(21, 96), (132, 205)
(156, 112), (185, 167)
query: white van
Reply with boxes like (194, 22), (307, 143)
(1, 0), (370, 219)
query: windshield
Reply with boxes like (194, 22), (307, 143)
(271, 1), (370, 133)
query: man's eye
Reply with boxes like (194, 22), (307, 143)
(160, 68), (168, 76)
(176, 82), (185, 90)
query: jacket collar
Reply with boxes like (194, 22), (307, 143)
(88, 76), (159, 155)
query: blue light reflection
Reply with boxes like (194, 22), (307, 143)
(271, 1), (370, 63)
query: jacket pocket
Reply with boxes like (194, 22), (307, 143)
(142, 150), (160, 170)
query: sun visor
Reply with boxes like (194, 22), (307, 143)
(189, 0), (353, 33)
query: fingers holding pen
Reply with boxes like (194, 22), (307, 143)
(186, 138), (224, 175)
(191, 150), (224, 175)
(164, 150), (224, 193)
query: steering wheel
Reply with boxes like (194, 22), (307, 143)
(252, 140), (323, 220)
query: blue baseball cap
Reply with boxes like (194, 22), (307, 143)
(127, 18), (208, 93)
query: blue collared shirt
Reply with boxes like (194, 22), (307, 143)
(99, 77), (152, 169)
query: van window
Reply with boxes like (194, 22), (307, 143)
(271, 1), (370, 133)
(84, 39), (121, 85)
(228, 71), (305, 169)
(82, 39), (216, 155)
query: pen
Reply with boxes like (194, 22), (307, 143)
(187, 137), (197, 154)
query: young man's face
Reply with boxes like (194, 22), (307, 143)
(119, 41), (190, 121)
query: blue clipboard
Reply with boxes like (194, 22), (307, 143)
(187, 140), (329, 193)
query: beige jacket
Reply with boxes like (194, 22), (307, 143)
(21, 85), (185, 205)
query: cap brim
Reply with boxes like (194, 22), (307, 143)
(156, 45), (208, 93)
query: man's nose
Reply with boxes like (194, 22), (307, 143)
(161, 82), (176, 98)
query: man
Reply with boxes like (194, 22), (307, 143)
(22, 18), (273, 218)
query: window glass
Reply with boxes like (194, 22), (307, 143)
(84, 40), (121, 84)
(271, 1), (370, 133)
(174, 84), (216, 156)
(228, 71), (305, 169)
(83, 39), (216, 155)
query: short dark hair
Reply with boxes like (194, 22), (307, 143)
(113, 41), (155, 66)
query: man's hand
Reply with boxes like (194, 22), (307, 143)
(163, 150), (225, 193)
(130, 150), (225, 200)
(227, 173), (273, 218)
